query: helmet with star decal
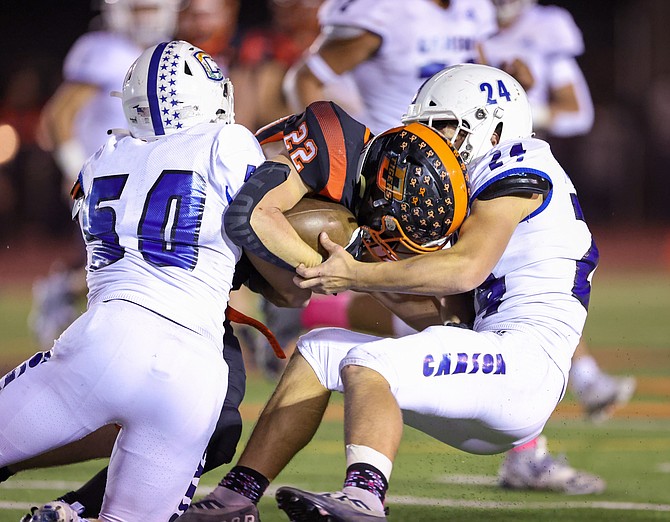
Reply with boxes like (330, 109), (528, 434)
(121, 40), (234, 140)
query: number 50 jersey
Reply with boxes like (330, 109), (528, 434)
(77, 122), (265, 346)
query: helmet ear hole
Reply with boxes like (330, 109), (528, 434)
(494, 122), (503, 141)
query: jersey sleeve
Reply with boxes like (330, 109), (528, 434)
(319, 0), (395, 39)
(470, 139), (553, 203)
(256, 101), (371, 208)
(536, 6), (584, 57)
(459, 0), (497, 41)
(213, 124), (266, 199)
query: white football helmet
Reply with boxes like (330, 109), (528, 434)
(491, 0), (536, 25)
(100, 0), (180, 48)
(121, 40), (234, 140)
(402, 64), (533, 165)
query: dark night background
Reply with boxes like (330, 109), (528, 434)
(1, 0), (669, 228)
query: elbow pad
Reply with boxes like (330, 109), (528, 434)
(224, 161), (293, 270)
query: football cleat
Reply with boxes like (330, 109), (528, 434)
(176, 497), (260, 521)
(498, 436), (606, 495)
(21, 501), (84, 522)
(578, 375), (637, 423)
(276, 487), (387, 521)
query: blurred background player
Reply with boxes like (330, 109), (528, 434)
(479, 0), (636, 491)
(482, 0), (594, 138)
(38, 0), (180, 190)
(30, 0), (181, 348)
(231, 0), (364, 131)
(176, 0), (240, 74)
(233, 0), (324, 130)
(283, 0), (496, 133)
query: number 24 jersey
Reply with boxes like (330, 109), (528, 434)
(469, 137), (599, 375)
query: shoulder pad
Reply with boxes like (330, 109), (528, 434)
(477, 173), (551, 200)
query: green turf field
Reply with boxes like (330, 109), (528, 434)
(1, 271), (669, 521)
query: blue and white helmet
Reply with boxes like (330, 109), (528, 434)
(121, 40), (234, 140)
(402, 64), (532, 165)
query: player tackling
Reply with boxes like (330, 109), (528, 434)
(181, 63), (600, 522)
(0, 40), (303, 522)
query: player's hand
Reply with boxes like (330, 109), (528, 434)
(503, 58), (534, 91)
(294, 232), (359, 294)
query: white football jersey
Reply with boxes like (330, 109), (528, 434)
(481, 5), (594, 136)
(319, 0), (496, 134)
(468, 137), (598, 375)
(63, 31), (143, 157)
(78, 122), (265, 346)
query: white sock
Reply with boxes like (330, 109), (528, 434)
(343, 444), (392, 513)
(569, 355), (603, 396)
(345, 444), (393, 480)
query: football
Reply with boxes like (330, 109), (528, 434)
(284, 197), (358, 258)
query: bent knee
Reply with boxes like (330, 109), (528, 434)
(341, 360), (390, 386)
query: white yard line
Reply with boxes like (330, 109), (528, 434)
(3, 478), (670, 514)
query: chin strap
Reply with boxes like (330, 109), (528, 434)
(225, 306), (286, 359)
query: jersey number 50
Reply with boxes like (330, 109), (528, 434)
(81, 171), (206, 271)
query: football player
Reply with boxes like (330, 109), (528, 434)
(283, 0), (625, 497)
(271, 0), (496, 387)
(176, 0), (240, 75)
(31, 0), (182, 350)
(482, 0), (594, 138)
(180, 64), (603, 522)
(3, 40), (306, 522)
(282, 63), (603, 518)
(283, 0), (497, 134)
(173, 111), (469, 522)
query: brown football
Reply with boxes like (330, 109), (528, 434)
(284, 197), (358, 258)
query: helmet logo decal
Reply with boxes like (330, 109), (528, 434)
(377, 153), (406, 202)
(193, 51), (224, 81)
